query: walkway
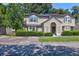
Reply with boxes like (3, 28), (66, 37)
(0, 36), (39, 45)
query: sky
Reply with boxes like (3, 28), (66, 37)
(53, 3), (79, 10)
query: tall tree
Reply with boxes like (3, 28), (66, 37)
(0, 4), (4, 27)
(72, 6), (79, 23)
(6, 4), (24, 30)
(23, 3), (52, 14)
(1, 4), (11, 28)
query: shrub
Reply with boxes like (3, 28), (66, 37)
(44, 32), (52, 36)
(16, 29), (43, 36)
(16, 29), (27, 36)
(25, 31), (43, 36)
(16, 29), (53, 36)
(72, 30), (79, 35)
(62, 30), (79, 36)
(62, 31), (72, 36)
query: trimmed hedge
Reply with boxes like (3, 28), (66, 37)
(62, 30), (79, 36)
(16, 29), (27, 36)
(16, 29), (52, 36)
(44, 32), (52, 36)
(25, 31), (43, 36)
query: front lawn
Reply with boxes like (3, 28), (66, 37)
(39, 36), (79, 42)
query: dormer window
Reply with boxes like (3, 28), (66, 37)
(64, 15), (72, 23)
(29, 15), (38, 22)
(64, 17), (67, 23)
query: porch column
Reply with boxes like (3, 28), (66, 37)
(56, 25), (62, 36)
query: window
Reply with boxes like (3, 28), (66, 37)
(64, 15), (72, 23)
(28, 26), (36, 31)
(63, 26), (71, 30)
(64, 17), (67, 23)
(29, 15), (38, 22)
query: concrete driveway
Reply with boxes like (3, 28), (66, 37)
(1, 36), (79, 48)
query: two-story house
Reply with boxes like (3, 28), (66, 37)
(24, 14), (75, 36)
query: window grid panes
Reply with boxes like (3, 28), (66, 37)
(29, 15), (38, 22)
(28, 26), (36, 31)
(64, 26), (71, 30)
(64, 16), (72, 23)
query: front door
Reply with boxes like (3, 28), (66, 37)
(51, 27), (56, 34)
(51, 22), (56, 34)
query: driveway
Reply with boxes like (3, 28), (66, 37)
(1, 36), (79, 48)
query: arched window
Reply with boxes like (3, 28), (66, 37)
(29, 15), (38, 22)
(64, 15), (72, 23)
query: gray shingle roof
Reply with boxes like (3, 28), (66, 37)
(26, 14), (74, 18)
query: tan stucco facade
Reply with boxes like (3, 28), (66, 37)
(43, 17), (62, 35)
(24, 14), (75, 35)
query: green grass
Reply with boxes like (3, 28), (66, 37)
(39, 36), (79, 42)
